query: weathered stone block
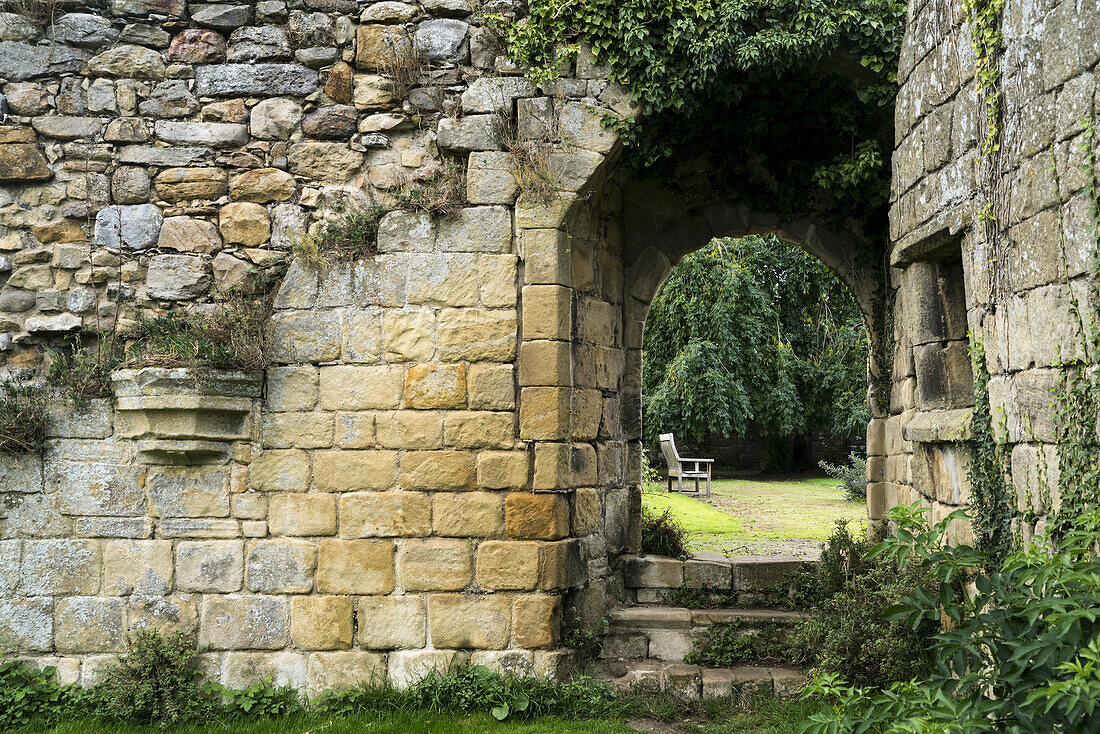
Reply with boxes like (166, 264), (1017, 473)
(175, 540), (244, 593)
(21, 539), (101, 596)
(148, 467), (230, 518)
(307, 651), (386, 694)
(512, 594), (559, 649)
(319, 365), (405, 410)
(519, 387), (570, 440)
(477, 541), (539, 590)
(401, 450), (476, 491)
(357, 595), (427, 649)
(249, 449), (311, 491)
(376, 411), (443, 449)
(127, 594), (198, 637)
(521, 285), (571, 340)
(221, 651), (306, 690)
(437, 206), (512, 253)
(317, 539), (395, 594)
(340, 492), (431, 538)
(478, 450), (529, 490)
(505, 493), (569, 540)
(268, 494), (336, 536)
(622, 556), (683, 588)
(468, 364), (515, 411)
(389, 649), (463, 688)
(406, 253), (479, 306)
(540, 539), (584, 591)
(313, 451), (398, 491)
(103, 540), (172, 595)
(200, 595), (290, 650)
(443, 411), (514, 449)
(428, 594), (510, 649)
(291, 596), (353, 650)
(404, 363), (467, 409)
(246, 539), (316, 594)
(438, 309), (517, 362)
(55, 597), (125, 653)
(269, 312), (342, 363)
(265, 367), (319, 412)
(384, 310), (437, 362)
(432, 493), (504, 537)
(397, 538), (472, 591)
(0, 598), (52, 653)
(260, 413), (334, 449)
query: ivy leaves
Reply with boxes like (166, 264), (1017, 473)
(508, 0), (905, 236)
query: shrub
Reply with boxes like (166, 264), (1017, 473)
(802, 503), (1100, 732)
(295, 205), (387, 265)
(93, 630), (211, 726)
(818, 452), (867, 501)
(792, 519), (936, 687)
(0, 659), (84, 729)
(641, 506), (688, 558)
(0, 381), (47, 453)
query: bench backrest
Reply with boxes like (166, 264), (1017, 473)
(658, 433), (680, 474)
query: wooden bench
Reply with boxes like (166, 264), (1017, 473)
(658, 433), (714, 497)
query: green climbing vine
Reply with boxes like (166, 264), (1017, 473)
(961, 0), (1007, 155)
(503, 0), (905, 238)
(1047, 119), (1100, 542)
(965, 334), (1017, 565)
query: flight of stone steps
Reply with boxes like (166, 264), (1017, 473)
(596, 553), (814, 700)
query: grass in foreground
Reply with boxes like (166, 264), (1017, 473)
(642, 474), (865, 556)
(17, 712), (636, 734)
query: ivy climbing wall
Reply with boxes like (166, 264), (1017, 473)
(883, 0), (1099, 553)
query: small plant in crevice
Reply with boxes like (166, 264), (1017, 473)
(2, 0), (62, 26)
(562, 608), (607, 666)
(492, 99), (561, 203)
(394, 162), (466, 218)
(380, 36), (426, 101)
(664, 584), (736, 610)
(686, 620), (801, 668)
(49, 331), (126, 404)
(294, 204), (388, 265)
(640, 506), (688, 559)
(92, 630), (213, 727)
(819, 452), (867, 501)
(0, 380), (47, 454)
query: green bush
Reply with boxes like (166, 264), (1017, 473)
(0, 658), (84, 729)
(803, 504), (1100, 733)
(640, 507), (689, 558)
(93, 630), (212, 726)
(687, 621), (800, 668)
(818, 453), (867, 501)
(792, 519), (937, 687)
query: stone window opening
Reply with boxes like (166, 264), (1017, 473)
(907, 239), (974, 413)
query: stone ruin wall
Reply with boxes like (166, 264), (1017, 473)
(0, 0), (634, 693)
(880, 0), (1098, 540)
(0, 0), (1093, 697)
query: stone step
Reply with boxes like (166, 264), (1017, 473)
(595, 659), (806, 700)
(601, 605), (808, 663)
(620, 553), (814, 605)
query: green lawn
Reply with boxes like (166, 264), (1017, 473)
(19, 712), (636, 734)
(18, 699), (817, 734)
(643, 473), (866, 556)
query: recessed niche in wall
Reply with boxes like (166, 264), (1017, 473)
(905, 238), (973, 412)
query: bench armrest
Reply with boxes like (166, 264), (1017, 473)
(680, 458), (714, 464)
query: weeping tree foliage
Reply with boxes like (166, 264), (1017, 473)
(642, 236), (869, 469)
(507, 0), (905, 234)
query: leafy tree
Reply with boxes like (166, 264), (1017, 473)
(642, 236), (868, 469)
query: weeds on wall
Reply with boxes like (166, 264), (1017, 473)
(0, 381), (47, 454)
(492, 99), (561, 203)
(1, 0), (62, 26)
(394, 162), (466, 217)
(128, 297), (269, 372)
(293, 204), (387, 265)
(380, 37), (426, 101)
(48, 332), (125, 403)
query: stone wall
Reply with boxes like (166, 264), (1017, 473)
(0, 0), (1090, 695)
(0, 0), (630, 692)
(879, 0), (1098, 539)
